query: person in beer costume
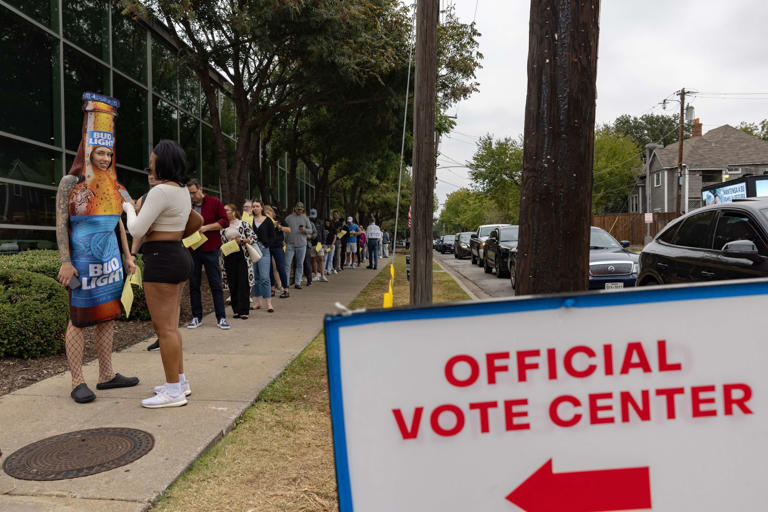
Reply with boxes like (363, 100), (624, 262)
(55, 92), (139, 404)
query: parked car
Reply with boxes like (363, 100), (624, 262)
(637, 198), (768, 286)
(434, 237), (443, 252)
(454, 232), (474, 259)
(470, 224), (512, 266)
(483, 226), (519, 277)
(507, 226), (638, 290)
(439, 235), (456, 254)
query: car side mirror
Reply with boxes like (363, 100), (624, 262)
(620, 240), (631, 248)
(722, 240), (762, 262)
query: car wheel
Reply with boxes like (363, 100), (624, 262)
(471, 254), (476, 264)
(498, 258), (510, 278)
(639, 276), (660, 286)
(509, 260), (516, 289)
(495, 258), (503, 278)
(483, 256), (492, 274)
(477, 250), (484, 266)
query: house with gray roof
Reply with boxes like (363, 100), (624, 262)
(630, 122), (768, 214)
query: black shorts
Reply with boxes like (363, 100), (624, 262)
(141, 241), (193, 284)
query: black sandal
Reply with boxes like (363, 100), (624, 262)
(71, 383), (96, 403)
(96, 373), (139, 390)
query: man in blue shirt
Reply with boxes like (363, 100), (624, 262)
(344, 216), (361, 268)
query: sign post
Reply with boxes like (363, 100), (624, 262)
(325, 280), (768, 511)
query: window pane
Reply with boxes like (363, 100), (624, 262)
(116, 166), (149, 200)
(3, 0), (58, 30)
(152, 96), (177, 145)
(0, 227), (57, 253)
(0, 136), (61, 186)
(113, 74), (147, 170)
(112, 9), (146, 84)
(64, 44), (110, 151)
(151, 37), (176, 102)
(672, 211), (716, 249)
(221, 94), (235, 135)
(179, 115), (199, 180)
(0, 10), (58, 144)
(0, 182), (56, 226)
(178, 66), (199, 116)
(713, 212), (768, 254)
(63, 0), (109, 61)
(202, 124), (217, 188)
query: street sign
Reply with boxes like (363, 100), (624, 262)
(644, 212), (653, 223)
(325, 279), (768, 511)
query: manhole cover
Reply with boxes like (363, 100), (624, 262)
(2, 427), (154, 481)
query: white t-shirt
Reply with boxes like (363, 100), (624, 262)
(125, 183), (191, 238)
(366, 223), (382, 240)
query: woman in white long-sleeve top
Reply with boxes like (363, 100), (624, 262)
(122, 140), (198, 409)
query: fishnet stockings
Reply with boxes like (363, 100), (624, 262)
(65, 320), (115, 389)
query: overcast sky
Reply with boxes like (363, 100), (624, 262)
(434, 0), (768, 209)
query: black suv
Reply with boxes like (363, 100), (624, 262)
(470, 224), (511, 266)
(637, 199), (768, 285)
(483, 226), (519, 278)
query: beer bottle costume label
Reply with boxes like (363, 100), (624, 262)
(67, 93), (126, 327)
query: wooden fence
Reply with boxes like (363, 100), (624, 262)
(592, 212), (679, 246)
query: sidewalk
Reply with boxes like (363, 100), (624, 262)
(0, 264), (383, 512)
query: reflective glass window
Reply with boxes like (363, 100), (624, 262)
(179, 115), (199, 180)
(201, 124), (217, 188)
(0, 136), (61, 187)
(0, 182), (57, 226)
(672, 210), (717, 249)
(113, 74), (147, 170)
(0, 228), (57, 253)
(152, 96), (177, 144)
(64, 44), (110, 151)
(3, 0), (58, 31)
(0, 10), (58, 144)
(116, 167), (149, 200)
(112, 9), (147, 84)
(201, 88), (216, 123)
(63, 0), (109, 61)
(178, 66), (199, 116)
(221, 94), (236, 135)
(151, 38), (177, 102)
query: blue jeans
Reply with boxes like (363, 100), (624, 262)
(252, 246), (271, 299)
(324, 244), (335, 273)
(190, 248), (226, 321)
(367, 239), (379, 269)
(270, 245), (288, 289)
(285, 244), (306, 286)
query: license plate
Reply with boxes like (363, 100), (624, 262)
(605, 282), (624, 290)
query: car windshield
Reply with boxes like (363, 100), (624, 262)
(459, 233), (472, 242)
(499, 227), (519, 242)
(589, 228), (621, 249)
(442, 235), (455, 242)
(478, 226), (494, 237)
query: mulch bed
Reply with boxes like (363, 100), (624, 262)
(0, 280), (219, 397)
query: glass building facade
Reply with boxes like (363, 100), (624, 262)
(0, 0), (317, 254)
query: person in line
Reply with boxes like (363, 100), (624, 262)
(331, 210), (343, 273)
(265, 205), (290, 298)
(382, 230), (391, 258)
(220, 204), (257, 319)
(242, 199), (253, 224)
(357, 229), (367, 267)
(250, 200), (276, 312)
(302, 213), (316, 286)
(366, 217), (382, 270)
(56, 94), (139, 403)
(344, 216), (360, 268)
(132, 172), (162, 352)
(284, 202), (312, 289)
(309, 208), (327, 282)
(186, 178), (230, 330)
(123, 140), (196, 408)
(323, 218), (337, 276)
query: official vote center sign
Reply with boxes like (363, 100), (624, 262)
(324, 279), (768, 512)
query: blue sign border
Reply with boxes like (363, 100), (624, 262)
(323, 278), (768, 511)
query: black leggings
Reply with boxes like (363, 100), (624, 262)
(142, 241), (193, 284)
(224, 250), (250, 316)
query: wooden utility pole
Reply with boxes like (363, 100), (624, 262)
(410, 0), (438, 305)
(515, 0), (601, 295)
(675, 88), (688, 216)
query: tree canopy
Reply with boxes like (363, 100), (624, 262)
(612, 113), (691, 149)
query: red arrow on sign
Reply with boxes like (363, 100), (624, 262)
(506, 459), (651, 512)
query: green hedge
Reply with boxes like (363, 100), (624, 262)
(0, 250), (150, 322)
(0, 269), (68, 358)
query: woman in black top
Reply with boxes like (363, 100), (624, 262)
(265, 205), (290, 298)
(250, 200), (276, 311)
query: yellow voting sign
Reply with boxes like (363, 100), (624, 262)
(221, 239), (240, 256)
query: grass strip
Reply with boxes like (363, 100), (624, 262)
(152, 254), (468, 511)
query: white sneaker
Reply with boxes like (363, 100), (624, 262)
(332, 269), (338, 274)
(154, 382), (192, 397)
(320, 275), (328, 282)
(141, 389), (188, 408)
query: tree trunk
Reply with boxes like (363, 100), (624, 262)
(515, 0), (600, 295)
(410, 0), (438, 305)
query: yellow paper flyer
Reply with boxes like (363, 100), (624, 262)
(121, 279), (134, 318)
(182, 231), (203, 248)
(241, 212), (253, 225)
(338, 230), (347, 238)
(129, 265), (143, 287)
(221, 239), (240, 256)
(315, 242), (323, 253)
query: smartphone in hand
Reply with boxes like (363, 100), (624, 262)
(119, 189), (133, 203)
(69, 275), (82, 289)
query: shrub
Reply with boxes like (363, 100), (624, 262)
(0, 268), (68, 358)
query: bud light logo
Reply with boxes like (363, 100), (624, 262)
(87, 130), (114, 148)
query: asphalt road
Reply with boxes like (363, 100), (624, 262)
(434, 250), (515, 299)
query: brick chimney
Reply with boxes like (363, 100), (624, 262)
(692, 118), (703, 137)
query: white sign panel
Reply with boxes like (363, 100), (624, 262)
(325, 280), (768, 511)
(644, 212), (653, 224)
